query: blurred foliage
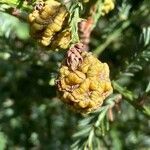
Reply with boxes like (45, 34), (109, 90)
(0, 0), (150, 150)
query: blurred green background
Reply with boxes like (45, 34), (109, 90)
(0, 0), (150, 149)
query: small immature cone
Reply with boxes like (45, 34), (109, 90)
(56, 43), (113, 113)
(28, 0), (68, 47)
(101, 0), (115, 16)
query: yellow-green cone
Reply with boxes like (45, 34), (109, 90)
(56, 44), (113, 113)
(28, 0), (69, 48)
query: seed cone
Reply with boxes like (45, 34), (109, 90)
(56, 44), (113, 113)
(28, 0), (70, 49)
(51, 28), (71, 50)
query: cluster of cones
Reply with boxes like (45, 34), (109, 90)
(28, 0), (114, 113)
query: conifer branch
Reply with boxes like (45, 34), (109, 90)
(94, 21), (130, 56)
(113, 27), (150, 117)
(112, 81), (150, 117)
(71, 94), (122, 150)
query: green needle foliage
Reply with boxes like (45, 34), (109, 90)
(0, 0), (150, 149)
(68, 1), (83, 43)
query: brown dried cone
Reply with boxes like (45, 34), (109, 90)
(28, 0), (69, 47)
(56, 43), (113, 113)
(78, 17), (94, 51)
